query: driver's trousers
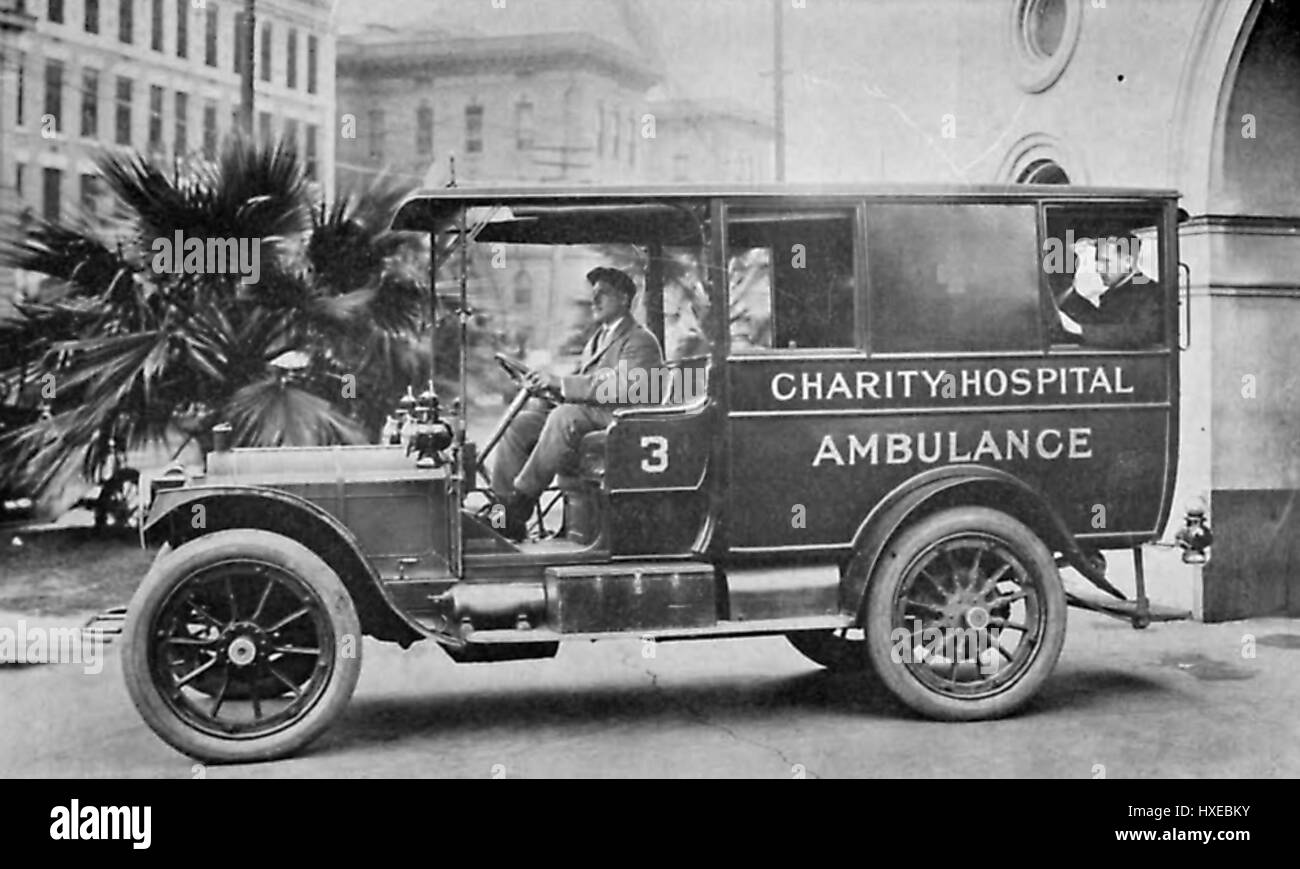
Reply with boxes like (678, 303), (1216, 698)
(490, 400), (614, 501)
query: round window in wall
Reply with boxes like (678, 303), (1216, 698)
(1009, 0), (1082, 92)
(1016, 159), (1070, 185)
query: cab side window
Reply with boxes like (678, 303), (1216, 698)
(726, 208), (857, 353)
(1042, 206), (1165, 350)
(865, 203), (1040, 353)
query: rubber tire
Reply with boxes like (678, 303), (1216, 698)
(786, 631), (869, 672)
(863, 507), (1067, 721)
(122, 529), (362, 763)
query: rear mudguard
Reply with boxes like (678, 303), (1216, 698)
(840, 465), (1125, 621)
(143, 485), (426, 647)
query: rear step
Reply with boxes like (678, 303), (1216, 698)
(1066, 590), (1190, 625)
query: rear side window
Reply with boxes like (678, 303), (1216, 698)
(726, 208), (858, 352)
(866, 203), (1040, 353)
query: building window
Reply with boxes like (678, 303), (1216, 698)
(1010, 0), (1082, 93)
(304, 123), (318, 179)
(43, 167), (62, 223)
(260, 22), (271, 82)
(368, 109), (385, 160)
(81, 68), (99, 137)
(514, 98), (534, 150)
(85, 0), (99, 33)
(465, 104), (482, 154)
(175, 0), (187, 57)
(1022, 0), (1066, 58)
(203, 4), (217, 67)
(232, 10), (244, 72)
(147, 84), (164, 151)
(258, 110), (271, 144)
(115, 76), (132, 146)
(610, 109), (620, 159)
(150, 0), (163, 50)
(286, 28), (297, 89)
(202, 100), (217, 159)
(416, 103), (433, 155)
(596, 102), (604, 157)
(44, 60), (63, 134)
(48, 0), (63, 23)
(118, 0), (133, 43)
(15, 164), (25, 200)
(306, 34), (318, 94)
(80, 173), (99, 214)
(174, 90), (187, 155)
(283, 117), (297, 151)
(1016, 158), (1069, 185)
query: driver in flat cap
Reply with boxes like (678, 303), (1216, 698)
(491, 266), (663, 541)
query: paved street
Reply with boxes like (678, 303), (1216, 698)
(2, 610), (1297, 779)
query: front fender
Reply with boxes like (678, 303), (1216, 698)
(144, 485), (425, 646)
(840, 465), (1124, 621)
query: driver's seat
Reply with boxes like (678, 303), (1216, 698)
(552, 355), (710, 544)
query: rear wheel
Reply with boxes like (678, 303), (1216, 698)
(122, 529), (362, 763)
(863, 507), (1066, 721)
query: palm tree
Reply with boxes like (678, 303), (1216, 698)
(0, 137), (431, 500)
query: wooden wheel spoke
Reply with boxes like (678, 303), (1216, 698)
(185, 597), (225, 629)
(208, 671), (230, 718)
(174, 655), (219, 688)
(272, 645), (321, 657)
(266, 607), (311, 634)
(267, 664), (304, 700)
(249, 576), (275, 625)
(987, 590), (1028, 608)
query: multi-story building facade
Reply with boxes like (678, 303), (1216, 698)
(0, 0), (335, 252)
(335, 19), (774, 369)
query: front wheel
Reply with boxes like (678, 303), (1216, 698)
(121, 529), (362, 763)
(863, 507), (1066, 721)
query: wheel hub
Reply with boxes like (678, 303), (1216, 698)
(226, 636), (258, 667)
(222, 622), (272, 668)
(937, 587), (993, 630)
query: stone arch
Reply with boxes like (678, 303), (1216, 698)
(1166, 0), (1261, 212)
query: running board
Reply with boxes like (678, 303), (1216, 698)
(459, 614), (854, 645)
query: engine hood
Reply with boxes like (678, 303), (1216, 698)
(204, 444), (438, 486)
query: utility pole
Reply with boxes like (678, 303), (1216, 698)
(773, 0), (786, 181)
(240, 0), (256, 135)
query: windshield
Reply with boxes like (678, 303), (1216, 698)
(430, 200), (713, 442)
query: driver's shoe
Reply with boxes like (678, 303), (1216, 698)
(501, 495), (535, 543)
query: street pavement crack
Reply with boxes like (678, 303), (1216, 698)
(614, 643), (818, 779)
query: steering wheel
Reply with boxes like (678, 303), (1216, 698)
(478, 354), (562, 479)
(494, 352), (532, 387)
(494, 352), (562, 401)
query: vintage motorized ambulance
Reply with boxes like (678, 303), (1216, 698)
(121, 185), (1209, 762)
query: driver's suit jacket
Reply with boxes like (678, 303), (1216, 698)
(560, 317), (665, 407)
